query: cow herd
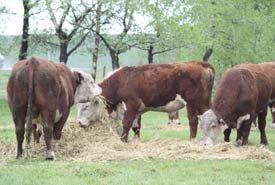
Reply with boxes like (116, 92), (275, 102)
(5, 57), (275, 160)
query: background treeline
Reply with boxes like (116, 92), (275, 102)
(1, 0), (275, 79)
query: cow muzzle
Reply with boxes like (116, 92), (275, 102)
(200, 137), (214, 146)
(77, 119), (89, 128)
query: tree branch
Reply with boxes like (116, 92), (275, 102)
(68, 30), (91, 56)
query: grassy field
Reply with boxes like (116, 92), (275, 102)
(1, 71), (275, 185)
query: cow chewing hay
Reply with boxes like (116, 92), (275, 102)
(1, 100), (275, 162)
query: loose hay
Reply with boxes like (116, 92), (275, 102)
(1, 99), (275, 162)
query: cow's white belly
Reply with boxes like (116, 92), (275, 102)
(139, 94), (186, 113)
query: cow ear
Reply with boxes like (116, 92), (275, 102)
(74, 71), (84, 84)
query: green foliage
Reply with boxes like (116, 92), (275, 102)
(177, 0), (275, 76)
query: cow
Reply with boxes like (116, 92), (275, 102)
(168, 111), (181, 125)
(77, 61), (215, 142)
(7, 57), (102, 160)
(269, 102), (275, 129)
(199, 62), (275, 146)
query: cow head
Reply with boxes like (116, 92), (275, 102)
(77, 99), (102, 127)
(77, 100), (126, 127)
(73, 70), (102, 103)
(199, 109), (228, 146)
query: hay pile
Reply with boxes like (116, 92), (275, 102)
(4, 119), (273, 162)
(1, 97), (275, 162)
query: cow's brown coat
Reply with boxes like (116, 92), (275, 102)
(7, 57), (100, 159)
(99, 61), (215, 142)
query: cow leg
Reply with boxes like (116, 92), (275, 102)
(236, 129), (242, 146)
(32, 124), (40, 144)
(186, 105), (199, 139)
(269, 103), (275, 129)
(12, 108), (26, 159)
(168, 111), (180, 125)
(15, 120), (26, 158)
(40, 110), (56, 160)
(132, 115), (141, 138)
(53, 111), (69, 140)
(258, 107), (268, 145)
(238, 114), (255, 145)
(223, 128), (231, 142)
(121, 101), (139, 142)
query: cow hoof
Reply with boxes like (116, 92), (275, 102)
(260, 141), (268, 146)
(236, 139), (242, 146)
(270, 123), (275, 129)
(16, 154), (23, 159)
(46, 151), (56, 160)
(120, 137), (128, 143)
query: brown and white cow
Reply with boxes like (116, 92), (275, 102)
(7, 57), (102, 160)
(269, 102), (275, 129)
(77, 61), (215, 142)
(199, 62), (275, 146)
(168, 111), (181, 125)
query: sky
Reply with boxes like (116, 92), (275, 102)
(0, 0), (150, 35)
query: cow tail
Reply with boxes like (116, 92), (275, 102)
(26, 57), (35, 153)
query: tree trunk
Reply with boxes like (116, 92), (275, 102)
(110, 50), (120, 70)
(92, 3), (102, 80)
(202, 48), (213, 61)
(58, 33), (69, 63)
(19, 0), (30, 60)
(59, 43), (69, 63)
(92, 36), (99, 79)
(148, 45), (154, 64)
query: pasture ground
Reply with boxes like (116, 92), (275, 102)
(1, 71), (275, 184)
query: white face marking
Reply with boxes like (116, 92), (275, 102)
(73, 70), (102, 103)
(199, 109), (223, 146)
(237, 114), (250, 129)
(76, 99), (102, 127)
(272, 107), (275, 113)
(139, 94), (186, 112)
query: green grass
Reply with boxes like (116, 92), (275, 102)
(0, 159), (275, 185)
(2, 71), (275, 184)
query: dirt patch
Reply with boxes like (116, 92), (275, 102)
(1, 118), (275, 162)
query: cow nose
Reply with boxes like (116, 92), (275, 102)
(200, 141), (207, 146)
(77, 120), (84, 126)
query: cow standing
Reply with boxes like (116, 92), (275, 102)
(7, 57), (102, 160)
(199, 63), (275, 146)
(77, 61), (215, 142)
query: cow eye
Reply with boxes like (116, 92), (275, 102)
(211, 123), (216, 128)
(94, 100), (99, 105)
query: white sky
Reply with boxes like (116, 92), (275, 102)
(0, 0), (23, 35)
(0, 0), (151, 35)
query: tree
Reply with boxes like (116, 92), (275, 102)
(131, 0), (191, 64)
(175, 0), (275, 75)
(19, 0), (31, 60)
(92, 0), (136, 70)
(46, 0), (95, 63)
(91, 3), (102, 80)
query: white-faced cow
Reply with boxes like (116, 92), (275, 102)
(7, 57), (102, 160)
(199, 62), (275, 146)
(77, 61), (215, 142)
